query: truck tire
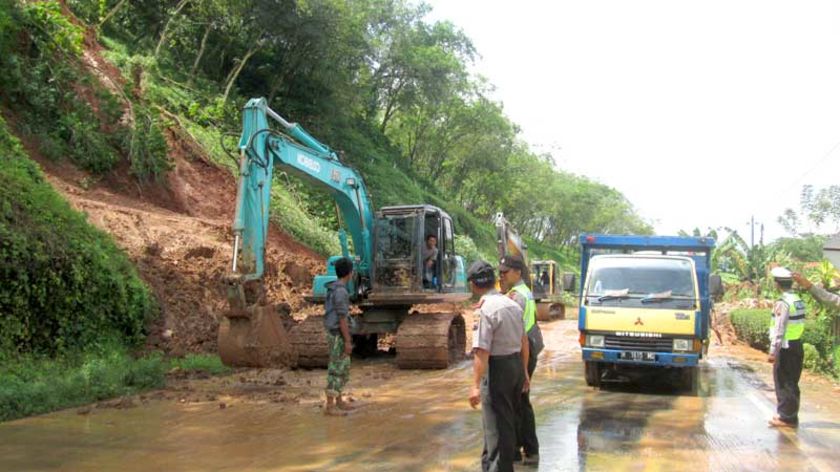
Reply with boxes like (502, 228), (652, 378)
(584, 361), (602, 388)
(682, 366), (699, 395)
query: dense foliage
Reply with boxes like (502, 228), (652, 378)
(0, 114), (154, 357)
(0, 0), (170, 180)
(731, 307), (837, 377)
(63, 0), (651, 252)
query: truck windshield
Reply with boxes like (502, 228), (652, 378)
(585, 257), (696, 309)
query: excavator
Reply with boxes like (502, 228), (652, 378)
(494, 213), (572, 320)
(218, 98), (469, 369)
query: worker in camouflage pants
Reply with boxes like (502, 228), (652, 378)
(326, 333), (351, 397)
(323, 257), (355, 416)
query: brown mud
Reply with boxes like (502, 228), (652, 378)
(2, 319), (839, 471)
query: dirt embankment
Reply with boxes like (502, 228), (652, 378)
(33, 128), (325, 355)
(13, 28), (326, 355)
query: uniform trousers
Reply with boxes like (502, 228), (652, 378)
(481, 352), (525, 472)
(774, 339), (803, 424)
(516, 336), (539, 456)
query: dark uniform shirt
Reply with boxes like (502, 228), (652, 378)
(323, 280), (350, 334)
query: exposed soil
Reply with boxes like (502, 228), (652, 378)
(30, 127), (325, 355)
(2, 20), (327, 356)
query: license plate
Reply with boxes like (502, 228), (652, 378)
(621, 351), (655, 361)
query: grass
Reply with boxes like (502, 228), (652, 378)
(0, 349), (230, 422)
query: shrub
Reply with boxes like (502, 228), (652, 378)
(127, 107), (171, 182)
(803, 343), (820, 371)
(0, 346), (166, 421)
(731, 307), (835, 374)
(730, 309), (770, 351)
(0, 115), (154, 356)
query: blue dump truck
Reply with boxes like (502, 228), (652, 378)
(578, 234), (722, 392)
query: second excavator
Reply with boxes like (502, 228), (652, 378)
(494, 212), (573, 320)
(218, 99), (470, 370)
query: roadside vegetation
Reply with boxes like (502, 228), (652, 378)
(704, 190), (840, 379)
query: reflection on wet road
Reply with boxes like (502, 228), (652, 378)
(2, 320), (839, 471)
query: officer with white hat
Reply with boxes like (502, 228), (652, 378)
(768, 266), (806, 428)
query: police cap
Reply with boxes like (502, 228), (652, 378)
(467, 260), (496, 286)
(770, 266), (792, 280)
(498, 254), (526, 273)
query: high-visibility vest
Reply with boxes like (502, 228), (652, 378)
(509, 282), (537, 333)
(770, 292), (806, 341)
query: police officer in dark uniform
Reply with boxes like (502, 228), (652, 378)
(768, 267), (806, 428)
(467, 260), (530, 472)
(499, 254), (543, 466)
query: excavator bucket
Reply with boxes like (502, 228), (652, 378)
(536, 301), (565, 322)
(218, 304), (298, 368)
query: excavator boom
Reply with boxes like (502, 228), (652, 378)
(219, 99), (467, 369)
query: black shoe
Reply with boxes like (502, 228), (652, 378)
(522, 453), (539, 466)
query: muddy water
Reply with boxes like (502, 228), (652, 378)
(2, 321), (839, 471)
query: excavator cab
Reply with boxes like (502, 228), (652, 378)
(531, 260), (557, 299)
(373, 205), (463, 294)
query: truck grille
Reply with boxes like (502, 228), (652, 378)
(604, 335), (673, 352)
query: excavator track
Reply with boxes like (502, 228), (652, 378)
(536, 301), (565, 321)
(395, 312), (466, 369)
(289, 315), (329, 368)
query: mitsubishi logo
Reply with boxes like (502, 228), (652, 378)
(634, 317), (644, 326)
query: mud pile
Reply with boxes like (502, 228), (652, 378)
(33, 129), (324, 355)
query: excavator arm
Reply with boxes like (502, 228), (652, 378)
(230, 98), (374, 296)
(219, 98), (374, 367)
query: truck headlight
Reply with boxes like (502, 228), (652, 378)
(673, 339), (691, 351)
(586, 335), (605, 348)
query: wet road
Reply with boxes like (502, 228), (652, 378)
(2, 320), (839, 471)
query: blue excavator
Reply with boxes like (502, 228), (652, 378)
(218, 98), (470, 369)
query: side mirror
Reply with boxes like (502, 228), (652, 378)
(562, 272), (576, 292)
(709, 274), (723, 300)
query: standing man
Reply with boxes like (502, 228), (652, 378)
(467, 260), (530, 472)
(792, 271), (840, 310)
(768, 267), (806, 428)
(323, 257), (355, 416)
(498, 254), (544, 466)
(423, 234), (439, 288)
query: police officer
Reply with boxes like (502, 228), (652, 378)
(768, 267), (806, 428)
(467, 260), (530, 472)
(498, 254), (543, 466)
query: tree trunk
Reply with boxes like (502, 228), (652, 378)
(190, 23), (212, 80)
(222, 45), (260, 105)
(154, 0), (192, 59)
(98, 0), (128, 28)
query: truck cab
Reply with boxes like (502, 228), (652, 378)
(578, 234), (721, 391)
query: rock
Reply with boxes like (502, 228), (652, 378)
(219, 402), (227, 409)
(77, 407), (92, 415)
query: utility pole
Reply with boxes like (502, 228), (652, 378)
(750, 215), (754, 249)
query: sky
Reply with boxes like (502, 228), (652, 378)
(425, 0), (840, 242)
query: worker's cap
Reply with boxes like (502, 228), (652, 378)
(467, 260), (496, 285)
(770, 266), (792, 280)
(498, 254), (526, 273)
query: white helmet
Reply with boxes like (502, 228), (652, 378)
(770, 266), (792, 280)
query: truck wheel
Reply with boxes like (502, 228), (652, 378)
(584, 361), (602, 388)
(682, 366), (699, 395)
